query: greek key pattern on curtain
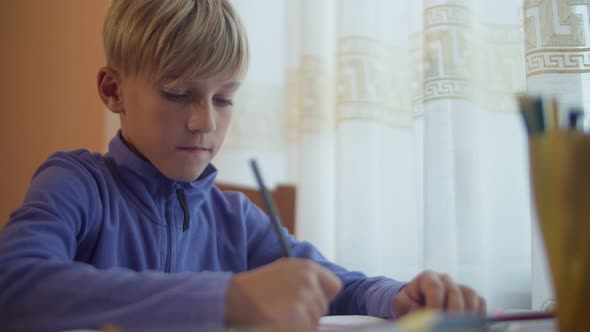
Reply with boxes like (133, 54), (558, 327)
(422, 4), (474, 102)
(525, 0), (590, 76)
(336, 36), (412, 127)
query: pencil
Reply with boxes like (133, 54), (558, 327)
(517, 95), (533, 135)
(250, 159), (292, 257)
(549, 97), (558, 131)
(487, 311), (554, 323)
(533, 97), (546, 133)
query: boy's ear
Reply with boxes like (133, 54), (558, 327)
(97, 67), (125, 114)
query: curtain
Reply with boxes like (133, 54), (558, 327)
(94, 0), (590, 312)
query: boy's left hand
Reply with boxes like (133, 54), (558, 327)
(392, 270), (486, 317)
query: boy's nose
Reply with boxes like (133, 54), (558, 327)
(187, 101), (216, 133)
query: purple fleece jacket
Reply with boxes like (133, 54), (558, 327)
(0, 133), (405, 331)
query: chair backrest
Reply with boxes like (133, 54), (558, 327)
(215, 182), (297, 236)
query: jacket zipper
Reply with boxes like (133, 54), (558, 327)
(176, 188), (190, 232)
(165, 188), (190, 272)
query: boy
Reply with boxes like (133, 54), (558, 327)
(0, 0), (485, 331)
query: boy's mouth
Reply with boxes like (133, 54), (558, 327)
(177, 146), (211, 152)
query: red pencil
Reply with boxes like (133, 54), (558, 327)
(487, 311), (555, 323)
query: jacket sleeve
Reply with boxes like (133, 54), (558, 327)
(241, 197), (407, 319)
(0, 155), (232, 332)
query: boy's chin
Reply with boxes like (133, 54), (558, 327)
(170, 174), (200, 182)
(162, 167), (207, 183)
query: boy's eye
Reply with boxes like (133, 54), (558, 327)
(162, 91), (188, 101)
(213, 97), (233, 106)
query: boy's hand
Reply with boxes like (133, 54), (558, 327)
(225, 258), (343, 329)
(392, 270), (486, 317)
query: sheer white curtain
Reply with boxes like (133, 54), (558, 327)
(212, 0), (590, 312)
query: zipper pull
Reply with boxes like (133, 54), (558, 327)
(176, 188), (190, 232)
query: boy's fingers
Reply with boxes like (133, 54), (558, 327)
(305, 277), (329, 318)
(477, 296), (487, 314)
(440, 274), (464, 312)
(315, 265), (343, 301)
(391, 290), (421, 317)
(401, 271), (486, 315)
(296, 304), (318, 329)
(417, 271), (444, 310)
(460, 285), (480, 312)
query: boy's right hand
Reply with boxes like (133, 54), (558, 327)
(225, 258), (343, 329)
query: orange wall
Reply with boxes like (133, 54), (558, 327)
(0, 1), (109, 225)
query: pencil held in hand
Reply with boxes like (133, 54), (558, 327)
(250, 159), (292, 257)
(226, 258), (342, 329)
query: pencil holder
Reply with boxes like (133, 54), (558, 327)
(529, 132), (590, 332)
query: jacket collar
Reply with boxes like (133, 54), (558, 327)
(105, 131), (218, 199)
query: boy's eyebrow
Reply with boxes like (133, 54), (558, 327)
(158, 77), (241, 88)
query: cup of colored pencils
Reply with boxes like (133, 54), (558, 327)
(519, 95), (590, 332)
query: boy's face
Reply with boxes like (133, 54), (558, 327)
(111, 71), (240, 182)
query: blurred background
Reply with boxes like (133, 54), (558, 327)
(0, 0), (108, 227)
(4, 0), (590, 315)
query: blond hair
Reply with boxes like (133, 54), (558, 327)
(103, 0), (249, 87)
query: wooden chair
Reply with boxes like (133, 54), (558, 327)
(215, 182), (297, 236)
